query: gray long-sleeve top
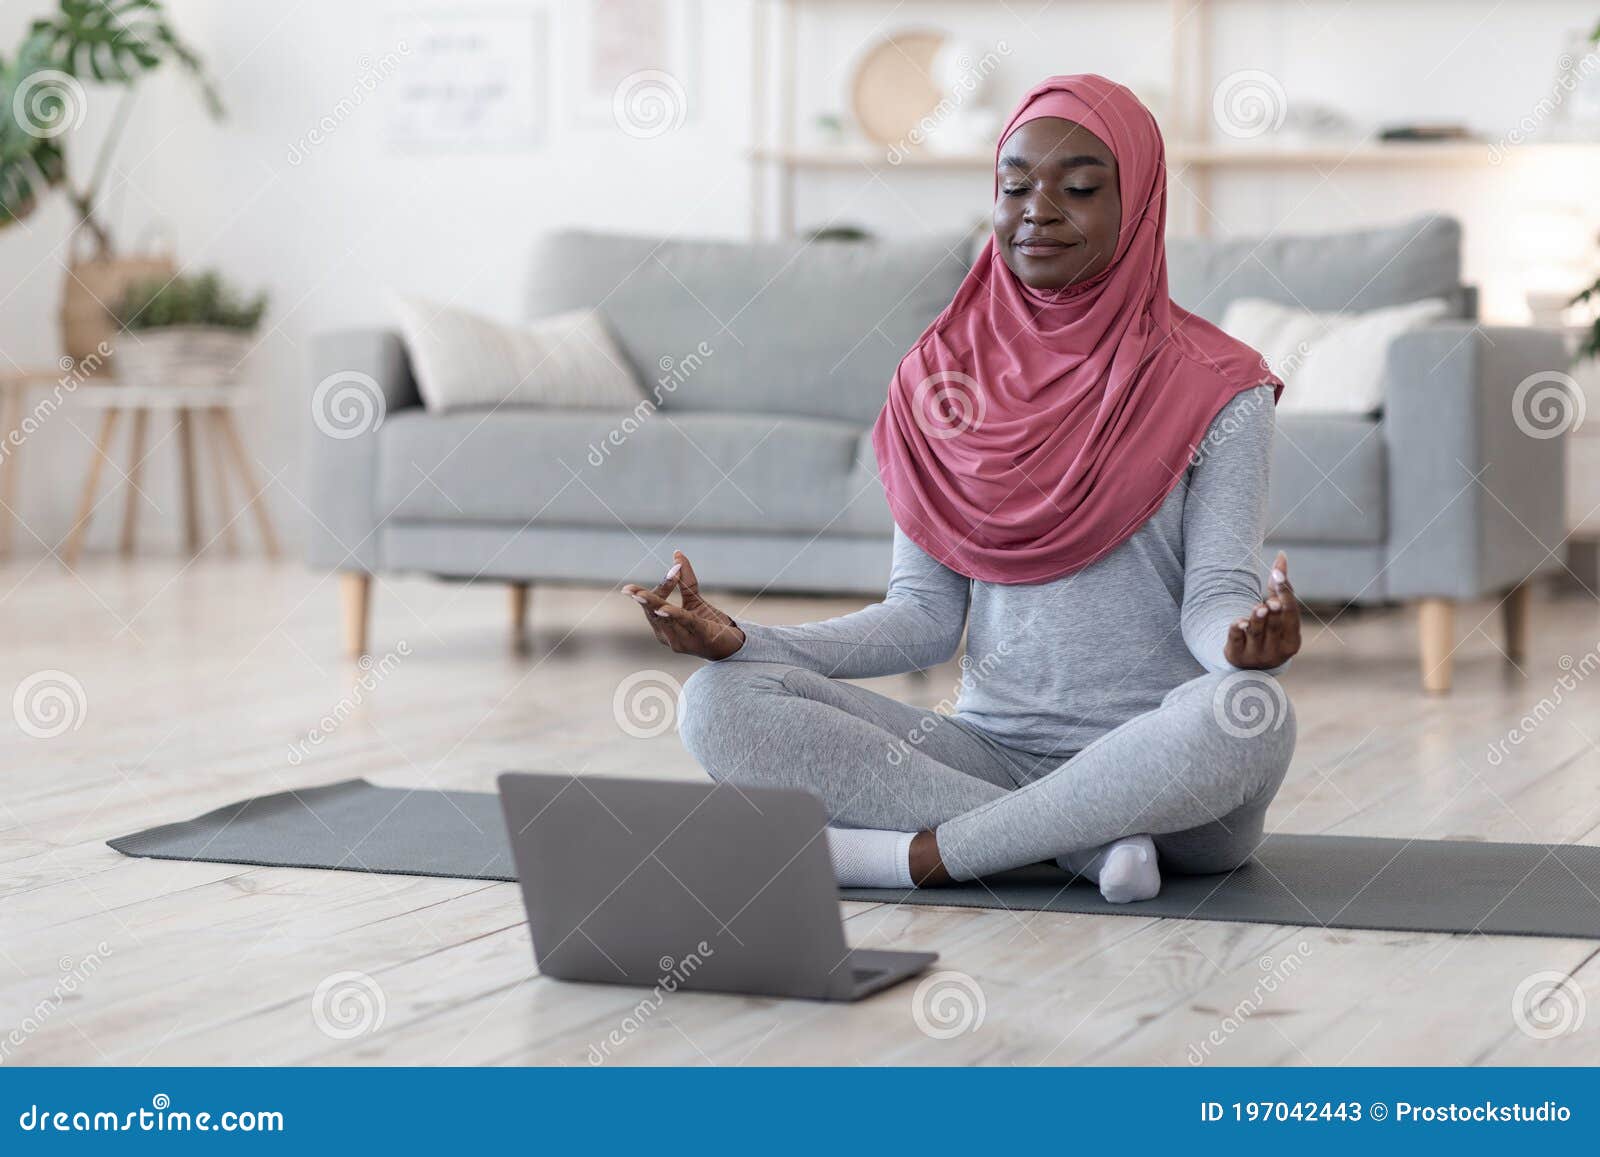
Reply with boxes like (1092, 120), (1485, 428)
(723, 386), (1280, 756)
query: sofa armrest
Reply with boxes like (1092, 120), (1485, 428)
(303, 329), (421, 571)
(1381, 322), (1570, 600)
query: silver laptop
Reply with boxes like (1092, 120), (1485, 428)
(497, 771), (936, 1001)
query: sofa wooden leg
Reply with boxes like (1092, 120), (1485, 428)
(509, 581), (530, 642)
(1418, 597), (1455, 694)
(340, 572), (372, 659)
(1502, 582), (1530, 665)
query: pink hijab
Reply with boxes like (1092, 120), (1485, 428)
(871, 74), (1281, 585)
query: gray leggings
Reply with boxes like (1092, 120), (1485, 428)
(678, 662), (1295, 881)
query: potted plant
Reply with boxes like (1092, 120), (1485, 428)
(1573, 20), (1600, 364)
(111, 271), (268, 388)
(0, 0), (220, 370)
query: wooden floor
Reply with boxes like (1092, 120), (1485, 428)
(4, 555), (1600, 1066)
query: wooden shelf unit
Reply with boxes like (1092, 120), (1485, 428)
(746, 0), (1600, 236)
(751, 140), (1593, 170)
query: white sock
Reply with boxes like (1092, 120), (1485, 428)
(825, 826), (916, 889)
(1058, 834), (1161, 904)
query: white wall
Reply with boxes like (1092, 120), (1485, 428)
(0, 0), (757, 557)
(1, 0), (1596, 556)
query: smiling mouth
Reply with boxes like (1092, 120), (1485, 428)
(1012, 238), (1078, 256)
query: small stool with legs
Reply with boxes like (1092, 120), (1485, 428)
(63, 384), (280, 566)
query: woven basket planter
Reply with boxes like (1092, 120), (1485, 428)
(112, 326), (255, 389)
(61, 253), (176, 374)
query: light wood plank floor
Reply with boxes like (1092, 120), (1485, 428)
(3, 557), (1599, 1066)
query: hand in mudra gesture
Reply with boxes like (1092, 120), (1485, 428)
(623, 550), (746, 660)
(1225, 550), (1302, 670)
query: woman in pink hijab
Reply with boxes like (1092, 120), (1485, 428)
(629, 76), (1302, 902)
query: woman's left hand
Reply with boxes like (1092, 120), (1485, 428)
(1225, 551), (1301, 670)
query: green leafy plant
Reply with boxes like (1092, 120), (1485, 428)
(0, 0), (220, 256)
(0, 39), (65, 224)
(113, 271), (267, 333)
(1574, 19), (1600, 361)
(1576, 278), (1600, 362)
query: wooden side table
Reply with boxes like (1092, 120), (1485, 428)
(63, 384), (281, 567)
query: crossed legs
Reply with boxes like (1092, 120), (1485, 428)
(678, 661), (1295, 887)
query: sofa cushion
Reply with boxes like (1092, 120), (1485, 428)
(375, 408), (894, 538)
(1169, 214), (1466, 324)
(523, 230), (970, 426)
(391, 297), (645, 414)
(1268, 415), (1386, 544)
(1222, 296), (1451, 415)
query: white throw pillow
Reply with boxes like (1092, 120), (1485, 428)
(1220, 296), (1451, 415)
(391, 296), (646, 413)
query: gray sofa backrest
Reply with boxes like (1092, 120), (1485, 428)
(526, 230), (970, 426)
(1167, 214), (1467, 322)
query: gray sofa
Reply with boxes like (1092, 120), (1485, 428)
(306, 214), (1567, 691)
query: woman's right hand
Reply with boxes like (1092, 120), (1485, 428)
(622, 550), (746, 660)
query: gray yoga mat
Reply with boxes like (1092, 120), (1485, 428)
(109, 779), (516, 882)
(108, 778), (1600, 939)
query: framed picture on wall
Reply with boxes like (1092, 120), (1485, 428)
(388, 10), (549, 151)
(568, 0), (700, 135)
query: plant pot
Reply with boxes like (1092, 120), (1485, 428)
(61, 254), (177, 373)
(111, 326), (256, 389)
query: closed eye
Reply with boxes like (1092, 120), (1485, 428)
(1000, 185), (1100, 199)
